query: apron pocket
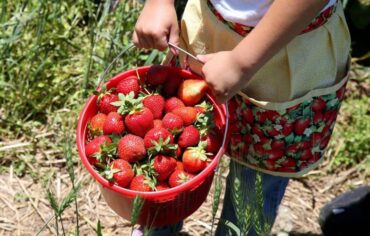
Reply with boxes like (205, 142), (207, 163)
(226, 75), (348, 177)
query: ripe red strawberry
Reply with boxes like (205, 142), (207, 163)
(266, 110), (280, 121)
(320, 136), (331, 149)
(178, 126), (200, 148)
(162, 112), (184, 133)
(168, 170), (194, 188)
(175, 146), (182, 158)
(153, 119), (163, 128)
(111, 159), (134, 187)
(203, 130), (222, 154)
(313, 111), (324, 124)
(103, 112), (125, 135)
(299, 149), (313, 161)
(266, 127), (279, 137)
(153, 155), (177, 181)
(172, 107), (198, 126)
(287, 143), (299, 154)
(242, 108), (254, 124)
(143, 94), (165, 119)
(254, 143), (268, 155)
(182, 144), (209, 173)
(280, 158), (296, 168)
(294, 119), (310, 135)
(156, 182), (170, 191)
(267, 149), (284, 161)
(252, 126), (265, 138)
(282, 122), (294, 136)
(144, 128), (174, 148)
(256, 111), (267, 123)
(125, 107), (154, 137)
(163, 74), (183, 97)
(146, 65), (170, 85)
(116, 76), (140, 97)
(312, 98), (326, 112)
(164, 97), (185, 113)
(85, 135), (112, 165)
(271, 140), (285, 150)
(312, 132), (322, 146)
(129, 175), (153, 192)
(176, 161), (184, 171)
(90, 113), (107, 134)
(117, 134), (146, 163)
(336, 85), (346, 100)
(264, 159), (277, 171)
(178, 79), (208, 106)
(97, 93), (118, 114)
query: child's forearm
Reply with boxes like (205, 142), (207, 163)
(232, 0), (330, 75)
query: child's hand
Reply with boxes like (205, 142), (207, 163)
(133, 0), (179, 51)
(197, 51), (254, 103)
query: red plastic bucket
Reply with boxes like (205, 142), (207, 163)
(76, 66), (228, 227)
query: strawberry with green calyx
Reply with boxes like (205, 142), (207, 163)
(178, 125), (200, 148)
(129, 175), (155, 192)
(144, 128), (174, 148)
(116, 76), (141, 97)
(182, 141), (211, 173)
(202, 130), (222, 154)
(164, 97), (185, 113)
(152, 155), (177, 181)
(146, 65), (170, 85)
(312, 98), (326, 112)
(103, 112), (125, 135)
(143, 94), (165, 119)
(168, 170), (195, 188)
(125, 107), (154, 137)
(194, 111), (215, 137)
(106, 159), (134, 187)
(111, 92), (142, 115)
(172, 106), (198, 126)
(112, 91), (159, 137)
(89, 113), (107, 136)
(178, 79), (209, 106)
(162, 112), (184, 134)
(156, 182), (170, 191)
(96, 85), (119, 114)
(194, 100), (213, 114)
(117, 134), (146, 163)
(85, 135), (114, 165)
(294, 119), (310, 136)
(133, 161), (158, 182)
(147, 137), (178, 158)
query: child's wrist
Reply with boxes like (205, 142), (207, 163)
(231, 48), (260, 79)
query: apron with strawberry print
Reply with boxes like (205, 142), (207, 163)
(169, 0), (351, 177)
(226, 80), (347, 177)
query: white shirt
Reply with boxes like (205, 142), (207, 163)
(210, 0), (337, 27)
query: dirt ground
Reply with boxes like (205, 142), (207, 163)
(0, 153), (368, 236)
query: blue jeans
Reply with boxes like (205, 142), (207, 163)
(145, 161), (289, 236)
(215, 161), (289, 236)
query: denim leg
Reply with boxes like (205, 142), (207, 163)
(216, 161), (289, 236)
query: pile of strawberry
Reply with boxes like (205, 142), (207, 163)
(85, 65), (222, 192)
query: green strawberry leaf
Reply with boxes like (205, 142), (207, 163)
(285, 133), (295, 144)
